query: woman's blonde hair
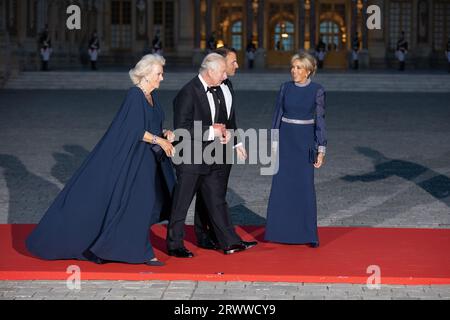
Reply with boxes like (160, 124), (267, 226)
(291, 52), (317, 78)
(129, 54), (165, 85)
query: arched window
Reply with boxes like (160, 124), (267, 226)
(231, 20), (242, 50)
(273, 21), (294, 51)
(319, 21), (340, 51)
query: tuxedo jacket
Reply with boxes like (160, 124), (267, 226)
(173, 76), (239, 174)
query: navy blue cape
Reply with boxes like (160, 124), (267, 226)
(26, 87), (175, 263)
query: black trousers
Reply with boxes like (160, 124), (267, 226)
(194, 164), (232, 244)
(167, 164), (241, 250)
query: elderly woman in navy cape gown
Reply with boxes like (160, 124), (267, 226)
(26, 54), (176, 266)
(265, 52), (327, 247)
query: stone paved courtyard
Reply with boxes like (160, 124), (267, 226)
(0, 88), (449, 300)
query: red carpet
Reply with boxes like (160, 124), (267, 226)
(1, 224), (449, 285)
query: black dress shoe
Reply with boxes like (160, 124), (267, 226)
(168, 247), (194, 258)
(241, 241), (258, 249)
(197, 239), (220, 250)
(308, 241), (320, 248)
(223, 243), (246, 255)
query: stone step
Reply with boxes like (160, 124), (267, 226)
(4, 71), (450, 92)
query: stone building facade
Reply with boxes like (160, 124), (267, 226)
(0, 0), (449, 78)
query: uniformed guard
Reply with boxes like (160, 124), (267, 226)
(446, 38), (450, 73)
(352, 32), (360, 70)
(315, 36), (326, 69)
(88, 31), (100, 71)
(39, 25), (52, 71)
(152, 30), (163, 55)
(396, 31), (408, 71)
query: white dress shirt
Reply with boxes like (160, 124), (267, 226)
(220, 81), (232, 118)
(197, 74), (217, 141)
(197, 75), (241, 148)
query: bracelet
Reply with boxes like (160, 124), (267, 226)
(152, 135), (158, 144)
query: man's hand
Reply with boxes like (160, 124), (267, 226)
(213, 123), (226, 137)
(220, 130), (231, 144)
(235, 145), (247, 161)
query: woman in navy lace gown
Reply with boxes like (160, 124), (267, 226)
(26, 54), (176, 266)
(265, 52), (327, 247)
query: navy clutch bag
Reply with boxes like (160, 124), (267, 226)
(151, 144), (165, 162)
(309, 147), (318, 164)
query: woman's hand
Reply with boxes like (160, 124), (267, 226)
(235, 145), (247, 161)
(163, 130), (175, 143)
(314, 152), (325, 169)
(157, 137), (175, 157)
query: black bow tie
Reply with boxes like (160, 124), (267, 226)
(206, 86), (220, 93)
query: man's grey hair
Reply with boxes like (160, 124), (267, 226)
(199, 53), (225, 74)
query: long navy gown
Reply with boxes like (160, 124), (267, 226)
(26, 87), (175, 263)
(265, 80), (327, 244)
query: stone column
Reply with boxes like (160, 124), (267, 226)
(0, 1), (5, 31)
(361, 0), (368, 49)
(36, 0), (48, 33)
(351, 0), (357, 40)
(366, 0), (385, 68)
(205, 0), (212, 41)
(0, 0), (12, 83)
(358, 0), (369, 68)
(414, 0), (432, 68)
(255, 0), (265, 68)
(192, 0), (203, 66)
(193, 0), (201, 48)
(246, 0), (253, 47)
(309, 0), (316, 51)
(298, 0), (305, 50)
(102, 0), (111, 53)
(96, 0), (106, 51)
(176, 0), (194, 59)
(17, 0), (27, 40)
(257, 0), (264, 48)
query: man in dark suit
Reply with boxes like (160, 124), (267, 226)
(167, 53), (257, 258)
(194, 48), (249, 251)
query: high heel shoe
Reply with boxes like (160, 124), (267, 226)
(145, 258), (165, 267)
(83, 250), (107, 264)
(308, 242), (320, 248)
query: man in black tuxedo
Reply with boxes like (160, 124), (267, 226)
(167, 53), (257, 257)
(194, 48), (249, 251)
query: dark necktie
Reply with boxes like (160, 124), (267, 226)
(207, 86), (228, 124)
